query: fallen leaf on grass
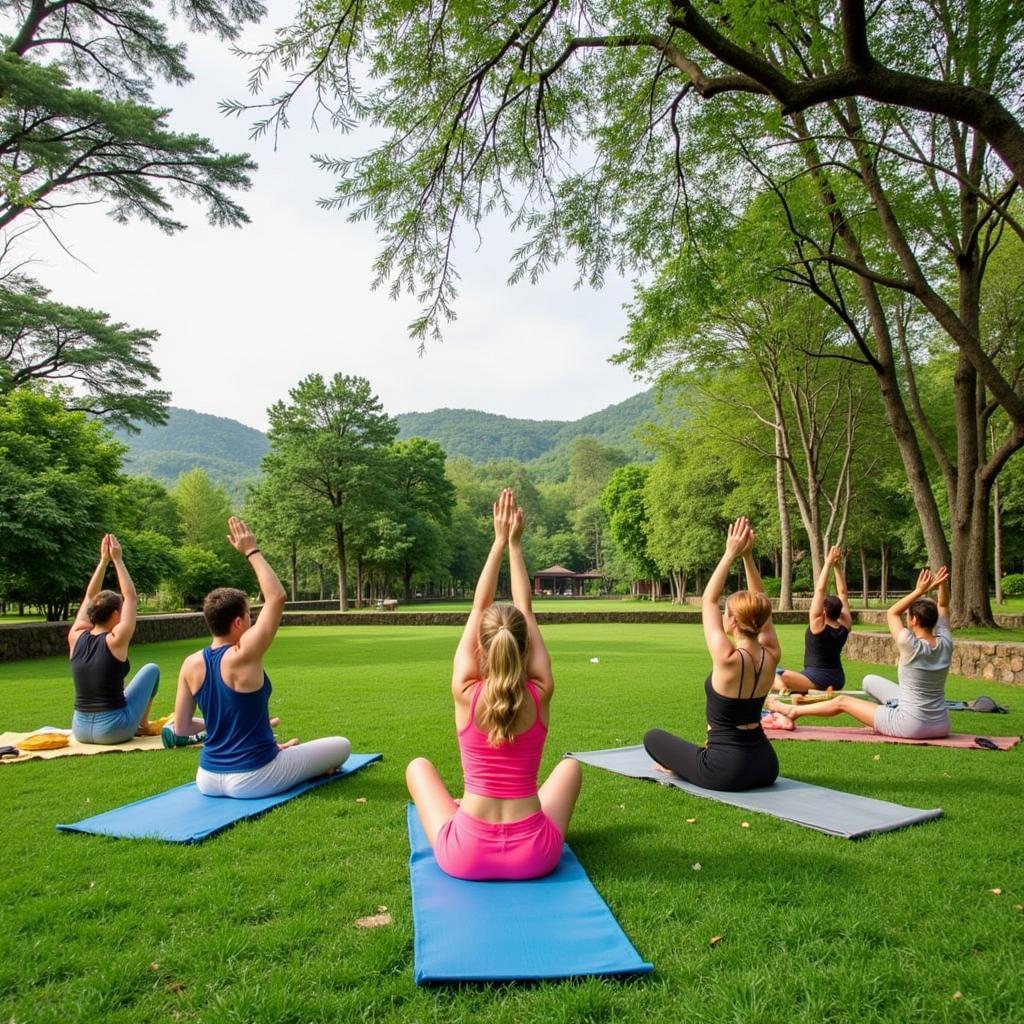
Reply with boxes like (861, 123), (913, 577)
(355, 912), (392, 929)
(740, 821), (750, 829)
(686, 818), (697, 824)
(943, 772), (952, 779)
(990, 888), (1002, 895)
(166, 980), (187, 994)
(618, 804), (625, 810)
(149, 963), (159, 972)
(872, 754), (881, 761)
(692, 863), (701, 871)
(355, 798), (367, 804)
(952, 992), (962, 1001)
(1014, 904), (1023, 911)
(709, 935), (723, 947)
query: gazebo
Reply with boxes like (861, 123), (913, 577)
(531, 565), (604, 596)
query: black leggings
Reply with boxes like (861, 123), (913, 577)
(644, 727), (779, 792)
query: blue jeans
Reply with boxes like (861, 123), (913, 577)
(72, 663), (160, 744)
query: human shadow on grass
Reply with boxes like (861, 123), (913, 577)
(566, 820), (863, 886)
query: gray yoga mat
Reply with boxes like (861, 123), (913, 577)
(568, 745), (942, 839)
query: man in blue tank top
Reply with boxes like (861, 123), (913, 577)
(168, 517), (350, 798)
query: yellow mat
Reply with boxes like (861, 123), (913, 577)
(0, 730), (168, 765)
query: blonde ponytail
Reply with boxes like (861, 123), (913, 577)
(478, 604), (529, 746)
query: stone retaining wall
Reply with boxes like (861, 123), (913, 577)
(0, 614), (209, 663)
(2, 612), (1023, 683)
(845, 631), (1024, 684)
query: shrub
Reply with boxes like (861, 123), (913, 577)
(760, 577), (782, 597)
(1000, 573), (1024, 597)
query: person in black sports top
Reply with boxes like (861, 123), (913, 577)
(69, 534), (160, 744)
(644, 517), (780, 792)
(772, 545), (852, 696)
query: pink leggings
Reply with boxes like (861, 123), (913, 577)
(433, 808), (564, 881)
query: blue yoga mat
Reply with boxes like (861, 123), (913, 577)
(407, 804), (653, 984)
(56, 753), (382, 843)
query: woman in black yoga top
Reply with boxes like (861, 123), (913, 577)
(644, 517), (780, 792)
(773, 546), (852, 695)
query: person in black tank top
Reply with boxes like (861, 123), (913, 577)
(644, 517), (781, 792)
(773, 546), (852, 695)
(68, 535), (161, 745)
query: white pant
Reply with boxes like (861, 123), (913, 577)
(863, 675), (950, 739)
(196, 736), (351, 798)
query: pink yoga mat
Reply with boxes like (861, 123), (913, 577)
(763, 725), (1020, 750)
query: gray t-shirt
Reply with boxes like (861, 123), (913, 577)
(895, 617), (952, 724)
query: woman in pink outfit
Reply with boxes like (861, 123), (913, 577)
(405, 489), (582, 880)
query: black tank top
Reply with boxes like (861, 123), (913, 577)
(71, 632), (129, 713)
(804, 624), (849, 670)
(704, 648), (769, 729)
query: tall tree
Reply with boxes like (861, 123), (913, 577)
(0, 389), (123, 619)
(602, 465), (658, 594)
(0, 278), (168, 428)
(388, 437), (455, 601)
(233, 1), (1024, 344)
(644, 425), (734, 601)
(2, 1), (258, 239)
(264, 374), (398, 611)
(0, 0), (260, 429)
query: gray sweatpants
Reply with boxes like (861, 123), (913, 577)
(863, 675), (950, 739)
(196, 736), (351, 798)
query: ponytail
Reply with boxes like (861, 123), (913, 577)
(478, 604), (529, 746)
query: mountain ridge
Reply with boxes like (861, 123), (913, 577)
(117, 389), (662, 490)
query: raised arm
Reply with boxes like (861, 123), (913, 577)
(228, 518), (286, 662)
(808, 547), (837, 633)
(740, 530), (780, 660)
(934, 567), (951, 626)
(105, 534), (138, 659)
(69, 536), (110, 651)
(886, 568), (933, 642)
(508, 498), (552, 692)
(452, 490), (513, 690)
(831, 549), (853, 628)
(703, 518), (750, 665)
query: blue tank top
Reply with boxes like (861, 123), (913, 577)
(196, 645), (279, 774)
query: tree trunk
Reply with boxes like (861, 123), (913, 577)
(880, 544), (888, 604)
(859, 546), (869, 607)
(317, 563), (326, 600)
(403, 563), (413, 602)
(355, 557), (364, 610)
(994, 475), (1003, 606)
(289, 541), (298, 603)
(334, 520), (349, 612)
(795, 119), (951, 572)
(775, 422), (794, 610)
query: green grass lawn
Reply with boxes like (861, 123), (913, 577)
(1, 623), (1022, 1024)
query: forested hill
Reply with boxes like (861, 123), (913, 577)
(115, 390), (662, 491)
(395, 389), (659, 462)
(114, 407), (269, 495)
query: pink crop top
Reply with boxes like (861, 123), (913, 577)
(458, 680), (548, 799)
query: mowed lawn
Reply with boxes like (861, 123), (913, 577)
(1, 623), (1022, 1024)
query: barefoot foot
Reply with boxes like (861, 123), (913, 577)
(762, 711), (796, 731)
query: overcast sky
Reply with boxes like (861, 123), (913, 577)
(20, 3), (647, 432)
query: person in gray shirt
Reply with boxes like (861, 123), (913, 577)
(766, 567), (952, 739)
